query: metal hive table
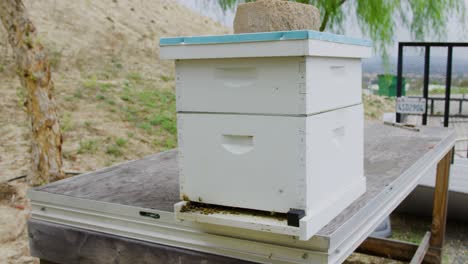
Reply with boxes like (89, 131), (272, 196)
(29, 122), (456, 264)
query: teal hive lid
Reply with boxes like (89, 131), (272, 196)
(160, 30), (372, 47)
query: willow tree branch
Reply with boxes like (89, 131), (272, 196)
(319, 0), (347, 32)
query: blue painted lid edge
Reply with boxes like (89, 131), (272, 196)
(160, 30), (372, 47)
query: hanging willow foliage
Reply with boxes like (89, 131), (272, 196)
(218, 0), (466, 58)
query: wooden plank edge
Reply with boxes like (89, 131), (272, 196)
(410, 231), (431, 264)
(356, 236), (437, 263)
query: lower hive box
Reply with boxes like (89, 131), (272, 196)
(175, 104), (365, 240)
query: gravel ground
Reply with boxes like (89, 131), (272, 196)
(391, 213), (468, 263)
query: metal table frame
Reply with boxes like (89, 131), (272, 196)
(28, 123), (456, 264)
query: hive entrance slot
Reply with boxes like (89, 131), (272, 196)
(180, 201), (287, 221)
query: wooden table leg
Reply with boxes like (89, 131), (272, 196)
(356, 148), (454, 264)
(428, 148), (453, 264)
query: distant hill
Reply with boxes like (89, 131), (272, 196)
(364, 55), (468, 75)
(0, 0), (230, 79)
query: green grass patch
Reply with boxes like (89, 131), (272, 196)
(82, 76), (99, 89)
(117, 83), (177, 149)
(164, 137), (177, 149)
(99, 82), (115, 92)
(93, 57), (125, 80)
(407, 86), (468, 96)
(102, 137), (128, 158)
(160, 75), (173, 82)
(111, 56), (123, 67)
(431, 87), (468, 95)
(106, 99), (116, 105)
(137, 122), (152, 132)
(149, 112), (176, 134)
(115, 138), (127, 147)
(114, 62), (123, 70)
(106, 144), (123, 157)
(78, 139), (100, 154)
(126, 72), (143, 83)
(120, 94), (131, 102)
(16, 88), (26, 107)
(88, 73), (177, 150)
(84, 121), (93, 129)
(48, 49), (63, 70)
(83, 76), (116, 92)
(73, 89), (83, 99)
(390, 214), (431, 244)
(61, 112), (74, 132)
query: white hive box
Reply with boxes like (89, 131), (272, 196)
(160, 30), (372, 240)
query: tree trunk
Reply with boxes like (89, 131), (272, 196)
(0, 0), (64, 186)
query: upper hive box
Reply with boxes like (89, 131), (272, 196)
(160, 30), (372, 115)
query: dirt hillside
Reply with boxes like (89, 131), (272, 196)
(0, 1), (228, 263)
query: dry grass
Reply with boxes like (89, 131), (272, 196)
(363, 94), (395, 120)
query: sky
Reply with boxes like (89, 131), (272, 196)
(177, 0), (468, 57)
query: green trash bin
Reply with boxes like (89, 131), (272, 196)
(378, 74), (406, 97)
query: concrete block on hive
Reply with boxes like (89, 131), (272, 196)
(234, 0), (320, 33)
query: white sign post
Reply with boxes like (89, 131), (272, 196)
(396, 97), (426, 114)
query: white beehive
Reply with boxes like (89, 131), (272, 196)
(160, 30), (372, 240)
